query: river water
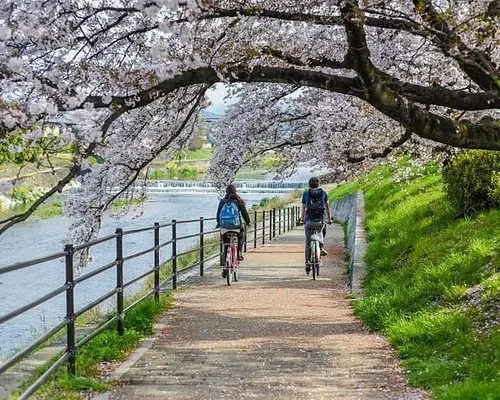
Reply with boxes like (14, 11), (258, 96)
(0, 191), (284, 359)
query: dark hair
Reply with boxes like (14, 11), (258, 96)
(226, 184), (244, 204)
(308, 177), (320, 188)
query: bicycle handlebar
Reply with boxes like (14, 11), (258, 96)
(297, 218), (334, 226)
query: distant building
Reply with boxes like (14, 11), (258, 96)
(44, 113), (79, 136)
(200, 110), (223, 146)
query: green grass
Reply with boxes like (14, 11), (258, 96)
(329, 160), (500, 399)
(235, 168), (269, 180)
(154, 234), (221, 283)
(110, 196), (146, 210)
(0, 194), (146, 222)
(0, 201), (63, 220)
(328, 181), (361, 201)
(148, 162), (207, 180)
(183, 147), (214, 160)
(250, 191), (301, 213)
(9, 295), (172, 400)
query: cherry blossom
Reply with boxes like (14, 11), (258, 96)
(0, 0), (498, 249)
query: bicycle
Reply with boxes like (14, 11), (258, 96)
(299, 219), (328, 280)
(222, 230), (239, 286)
(309, 227), (323, 280)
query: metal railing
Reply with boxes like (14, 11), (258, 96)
(0, 205), (301, 399)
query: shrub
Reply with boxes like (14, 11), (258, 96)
(11, 187), (47, 203)
(442, 150), (500, 216)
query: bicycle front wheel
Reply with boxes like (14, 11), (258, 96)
(315, 240), (320, 277)
(311, 240), (318, 280)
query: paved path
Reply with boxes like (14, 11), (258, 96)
(105, 225), (425, 400)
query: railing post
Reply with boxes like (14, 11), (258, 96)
(283, 208), (286, 232)
(172, 220), (177, 290)
(244, 225), (247, 253)
(64, 244), (76, 375)
(262, 210), (266, 245)
(116, 228), (124, 336)
(278, 208), (282, 236)
(253, 210), (257, 248)
(284, 208), (287, 232)
(154, 223), (160, 302)
(199, 217), (204, 276)
(272, 208), (276, 239)
(269, 209), (273, 242)
(287, 207), (290, 231)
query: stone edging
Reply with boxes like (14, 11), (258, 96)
(330, 190), (367, 297)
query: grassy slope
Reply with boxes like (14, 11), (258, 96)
(329, 162), (500, 400)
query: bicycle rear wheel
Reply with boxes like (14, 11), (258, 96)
(226, 247), (233, 286)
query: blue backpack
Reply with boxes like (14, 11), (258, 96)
(219, 199), (241, 228)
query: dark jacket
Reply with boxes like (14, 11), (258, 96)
(216, 196), (251, 228)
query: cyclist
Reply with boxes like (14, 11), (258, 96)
(216, 184), (250, 277)
(300, 177), (332, 275)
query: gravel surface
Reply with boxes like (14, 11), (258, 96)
(105, 226), (427, 400)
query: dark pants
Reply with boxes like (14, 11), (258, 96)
(304, 221), (325, 268)
(222, 229), (244, 252)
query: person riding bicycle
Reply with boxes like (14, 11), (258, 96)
(216, 184), (250, 277)
(300, 177), (332, 275)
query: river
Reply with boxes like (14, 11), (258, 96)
(0, 191), (284, 358)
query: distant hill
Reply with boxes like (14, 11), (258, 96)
(201, 110), (223, 122)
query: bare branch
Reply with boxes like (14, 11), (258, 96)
(345, 130), (412, 163)
(0, 166), (77, 235)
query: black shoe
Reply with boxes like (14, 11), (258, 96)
(238, 254), (244, 261)
(305, 268), (311, 275)
(222, 270), (227, 278)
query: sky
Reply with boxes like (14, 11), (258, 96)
(204, 83), (239, 115)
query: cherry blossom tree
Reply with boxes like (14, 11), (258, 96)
(208, 84), (428, 185)
(0, 0), (499, 243)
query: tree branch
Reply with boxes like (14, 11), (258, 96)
(0, 166), (78, 235)
(101, 86), (209, 209)
(261, 50), (500, 110)
(341, 0), (500, 151)
(411, 0), (500, 92)
(345, 130), (412, 163)
(81, 66), (500, 114)
(196, 5), (498, 93)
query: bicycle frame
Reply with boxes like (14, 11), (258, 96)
(222, 231), (239, 286)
